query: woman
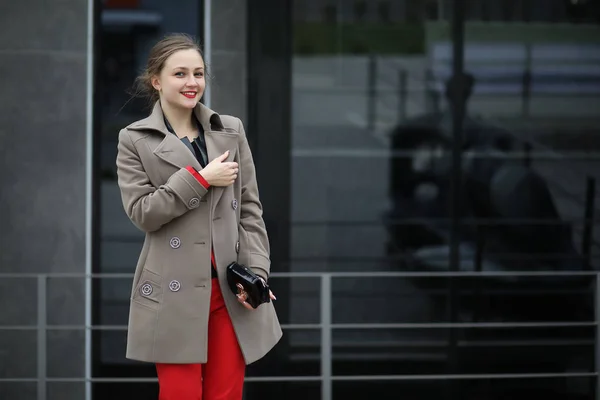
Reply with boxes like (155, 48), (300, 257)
(115, 33), (282, 400)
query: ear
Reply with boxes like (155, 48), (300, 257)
(151, 75), (161, 91)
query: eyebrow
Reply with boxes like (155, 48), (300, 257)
(172, 66), (204, 71)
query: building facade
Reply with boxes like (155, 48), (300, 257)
(1, 0), (600, 399)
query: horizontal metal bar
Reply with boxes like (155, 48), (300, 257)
(0, 273), (135, 278)
(457, 339), (594, 347)
(0, 377), (323, 383)
(292, 338), (595, 348)
(290, 149), (600, 160)
(0, 324), (319, 331)
(0, 271), (598, 279)
(279, 322), (597, 330)
(0, 377), (321, 383)
(0, 321), (594, 331)
(330, 322), (597, 329)
(0, 325), (127, 331)
(330, 372), (598, 381)
(282, 324), (321, 330)
(316, 339), (595, 348)
(0, 372), (595, 383)
(271, 271), (600, 278)
(296, 86), (600, 97)
(287, 254), (600, 262)
(290, 218), (600, 226)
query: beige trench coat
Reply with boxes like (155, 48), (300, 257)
(115, 101), (282, 365)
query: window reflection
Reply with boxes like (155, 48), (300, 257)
(291, 0), (599, 398)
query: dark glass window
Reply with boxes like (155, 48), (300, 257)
(284, 0), (600, 399)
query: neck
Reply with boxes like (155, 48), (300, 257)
(160, 100), (195, 136)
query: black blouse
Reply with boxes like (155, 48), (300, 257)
(163, 115), (209, 168)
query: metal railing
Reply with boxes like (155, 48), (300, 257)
(1, 270), (600, 400)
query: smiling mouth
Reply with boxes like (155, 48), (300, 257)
(182, 91), (197, 98)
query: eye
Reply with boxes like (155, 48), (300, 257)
(195, 72), (204, 77)
(174, 72), (185, 77)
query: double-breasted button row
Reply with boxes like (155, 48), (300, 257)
(140, 280), (181, 296)
(232, 199), (238, 210)
(236, 241), (240, 253)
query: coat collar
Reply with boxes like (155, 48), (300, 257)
(127, 101), (237, 213)
(126, 101), (224, 135)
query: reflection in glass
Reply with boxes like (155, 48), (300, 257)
(290, 1), (599, 399)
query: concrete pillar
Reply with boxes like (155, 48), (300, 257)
(210, 0), (248, 122)
(0, 1), (91, 399)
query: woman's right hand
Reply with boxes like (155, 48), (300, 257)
(200, 150), (239, 187)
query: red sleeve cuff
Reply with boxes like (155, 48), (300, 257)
(185, 166), (210, 189)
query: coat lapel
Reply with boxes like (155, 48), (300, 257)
(153, 134), (203, 171)
(205, 130), (239, 211)
(193, 102), (239, 211)
(127, 101), (238, 211)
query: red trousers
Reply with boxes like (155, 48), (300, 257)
(155, 278), (246, 400)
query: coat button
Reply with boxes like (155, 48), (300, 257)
(140, 283), (153, 296)
(170, 237), (181, 249)
(169, 280), (181, 292)
(189, 197), (200, 208)
(232, 199), (238, 210)
(235, 241), (240, 253)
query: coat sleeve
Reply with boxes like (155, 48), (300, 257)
(116, 128), (209, 232)
(236, 119), (271, 281)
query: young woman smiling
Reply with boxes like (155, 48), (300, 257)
(115, 33), (282, 400)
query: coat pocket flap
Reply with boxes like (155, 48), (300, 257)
(132, 269), (163, 305)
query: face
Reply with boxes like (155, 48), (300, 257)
(151, 48), (205, 110)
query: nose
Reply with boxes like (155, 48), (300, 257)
(185, 74), (198, 87)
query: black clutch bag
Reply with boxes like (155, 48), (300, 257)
(226, 262), (271, 309)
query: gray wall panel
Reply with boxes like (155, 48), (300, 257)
(0, 1), (90, 399)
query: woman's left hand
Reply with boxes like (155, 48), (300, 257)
(236, 282), (276, 310)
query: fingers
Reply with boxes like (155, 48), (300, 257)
(211, 151), (234, 165)
(223, 162), (239, 170)
(236, 284), (254, 310)
(235, 284), (276, 309)
(240, 299), (253, 310)
(223, 164), (238, 186)
(224, 164), (238, 175)
(217, 150), (230, 161)
(237, 294), (253, 309)
(205, 162), (238, 187)
(236, 292), (250, 307)
(216, 162), (238, 175)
